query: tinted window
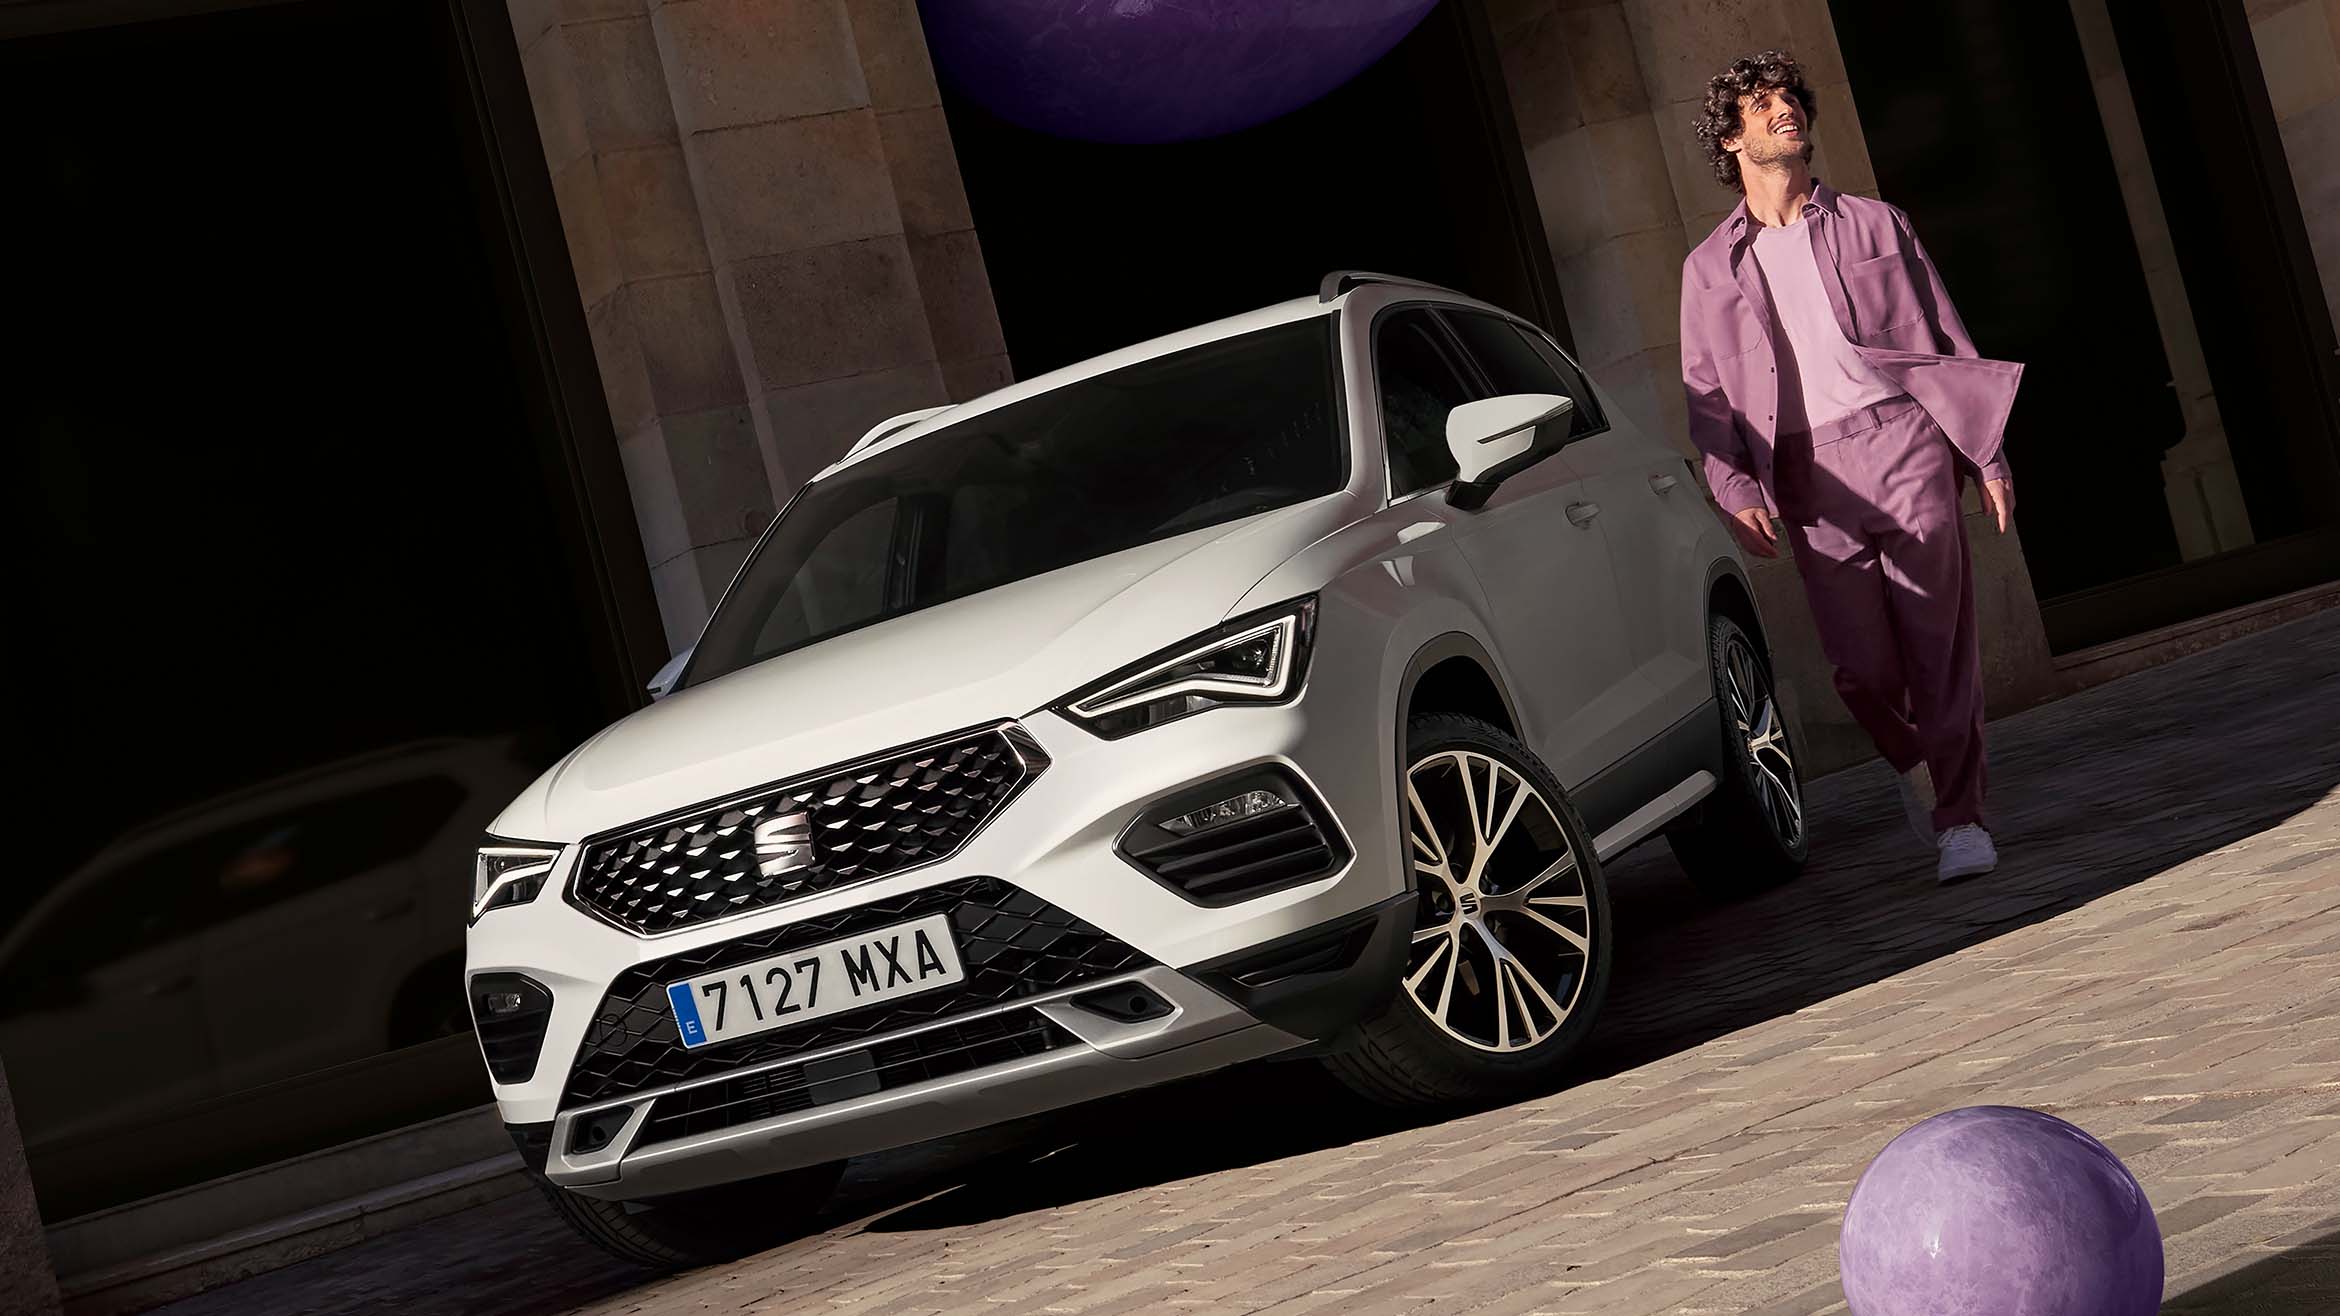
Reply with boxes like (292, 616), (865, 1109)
(1376, 309), (1482, 495)
(1443, 311), (1609, 440)
(688, 318), (1346, 684)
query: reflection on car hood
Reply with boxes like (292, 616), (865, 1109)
(494, 494), (1360, 843)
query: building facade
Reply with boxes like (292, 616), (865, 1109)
(4, 0), (2334, 1301)
(510, 0), (2340, 770)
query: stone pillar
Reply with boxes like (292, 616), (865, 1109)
(0, 1061), (62, 1316)
(2243, 0), (2340, 343)
(508, 0), (1007, 649)
(1491, 0), (2059, 773)
(2066, 0), (2257, 562)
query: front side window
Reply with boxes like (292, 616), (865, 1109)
(686, 317), (1346, 686)
(1376, 309), (1482, 496)
(1442, 310), (1609, 441)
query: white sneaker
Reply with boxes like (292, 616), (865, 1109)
(1936, 824), (1997, 884)
(1896, 764), (1937, 851)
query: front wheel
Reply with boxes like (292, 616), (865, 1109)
(536, 1159), (844, 1271)
(1668, 613), (1808, 896)
(1322, 713), (1613, 1108)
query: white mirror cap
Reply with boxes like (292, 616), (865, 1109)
(647, 645), (695, 699)
(1447, 393), (1574, 483)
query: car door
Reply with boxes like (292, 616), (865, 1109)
(1441, 311), (1703, 753)
(0, 852), (219, 1146)
(1371, 305), (1641, 794)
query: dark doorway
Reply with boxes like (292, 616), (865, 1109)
(1829, 0), (2186, 614)
(1831, 0), (2340, 652)
(1, 0), (657, 1219)
(937, 0), (1568, 378)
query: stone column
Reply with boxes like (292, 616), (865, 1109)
(511, 0), (775, 651)
(508, 0), (1007, 649)
(0, 1061), (62, 1316)
(1492, 0), (2058, 773)
(2245, 0), (2340, 352)
(2067, 0), (2257, 562)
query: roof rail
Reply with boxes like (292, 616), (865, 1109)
(842, 404), (956, 461)
(1317, 270), (1459, 303)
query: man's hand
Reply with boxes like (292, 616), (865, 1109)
(1983, 478), (2015, 534)
(1727, 505), (1780, 558)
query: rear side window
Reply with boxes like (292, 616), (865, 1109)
(1442, 310), (1609, 441)
(1375, 309), (1481, 496)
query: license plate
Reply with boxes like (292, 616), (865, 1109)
(665, 913), (965, 1050)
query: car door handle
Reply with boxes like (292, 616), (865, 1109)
(140, 975), (196, 999)
(1649, 473), (1679, 494)
(1566, 501), (1601, 526)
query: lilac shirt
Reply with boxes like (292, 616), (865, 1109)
(1678, 182), (2022, 518)
(1750, 219), (1903, 434)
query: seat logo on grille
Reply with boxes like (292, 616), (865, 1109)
(753, 810), (815, 877)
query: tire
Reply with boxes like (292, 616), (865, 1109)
(1321, 713), (1614, 1109)
(536, 1160), (845, 1271)
(1667, 613), (1809, 896)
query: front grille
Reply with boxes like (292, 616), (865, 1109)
(571, 724), (1044, 936)
(563, 876), (1150, 1105)
(635, 1010), (1076, 1147)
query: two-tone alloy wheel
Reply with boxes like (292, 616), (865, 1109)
(1324, 713), (1611, 1107)
(1668, 613), (1808, 894)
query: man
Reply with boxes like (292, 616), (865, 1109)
(1678, 50), (2022, 883)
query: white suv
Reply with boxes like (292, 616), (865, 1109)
(467, 273), (1807, 1268)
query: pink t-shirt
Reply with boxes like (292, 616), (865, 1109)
(1750, 217), (1902, 432)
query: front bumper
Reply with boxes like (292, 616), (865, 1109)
(468, 695), (1405, 1196)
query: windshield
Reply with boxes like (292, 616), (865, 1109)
(684, 316), (1346, 687)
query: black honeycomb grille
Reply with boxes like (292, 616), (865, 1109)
(570, 725), (1041, 935)
(563, 876), (1150, 1105)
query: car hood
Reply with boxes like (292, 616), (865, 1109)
(494, 494), (1360, 843)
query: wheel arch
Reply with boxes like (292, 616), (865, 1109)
(1704, 561), (1770, 663)
(1398, 634), (1520, 738)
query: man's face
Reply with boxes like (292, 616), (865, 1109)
(1726, 86), (1812, 171)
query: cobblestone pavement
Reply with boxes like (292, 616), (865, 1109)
(160, 609), (2340, 1316)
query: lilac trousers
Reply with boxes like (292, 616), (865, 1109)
(1774, 396), (1988, 831)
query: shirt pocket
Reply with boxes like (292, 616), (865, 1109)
(1696, 282), (1768, 358)
(1842, 251), (1925, 335)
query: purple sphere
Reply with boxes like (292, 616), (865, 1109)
(917, 0), (1440, 145)
(1840, 1107), (2162, 1316)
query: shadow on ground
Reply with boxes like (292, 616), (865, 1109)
(863, 608), (2340, 1232)
(2162, 1225), (2340, 1313)
(148, 612), (2340, 1315)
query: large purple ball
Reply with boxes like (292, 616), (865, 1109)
(1840, 1107), (2162, 1316)
(917, 0), (1441, 145)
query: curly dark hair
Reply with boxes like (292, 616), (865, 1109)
(1692, 50), (1818, 193)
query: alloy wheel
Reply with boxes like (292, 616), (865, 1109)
(1402, 750), (1594, 1053)
(1721, 634), (1804, 849)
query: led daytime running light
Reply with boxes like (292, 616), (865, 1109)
(472, 845), (561, 923)
(1068, 612), (1300, 719)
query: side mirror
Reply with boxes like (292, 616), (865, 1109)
(1445, 393), (1574, 510)
(647, 645), (695, 701)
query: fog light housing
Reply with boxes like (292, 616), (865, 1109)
(468, 973), (554, 1084)
(1159, 787), (1295, 837)
(1118, 767), (1349, 906)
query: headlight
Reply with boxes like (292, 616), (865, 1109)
(472, 842), (562, 924)
(1057, 598), (1315, 738)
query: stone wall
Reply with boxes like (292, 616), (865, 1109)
(506, 0), (1005, 651)
(0, 1061), (61, 1316)
(1488, 0), (2059, 774)
(2246, 0), (2340, 340)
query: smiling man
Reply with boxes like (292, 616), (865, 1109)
(1678, 50), (2025, 883)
